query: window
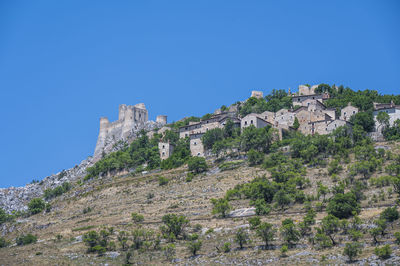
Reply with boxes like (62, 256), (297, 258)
(185, 134), (188, 137)
(197, 153), (200, 156)
(312, 97), (315, 99)
(245, 121), (247, 125)
(162, 152), (165, 156)
(162, 145), (165, 149)
(344, 112), (346, 115)
(353, 111), (355, 114)
(194, 142), (197, 145)
(250, 120), (253, 124)
(298, 98), (300, 102)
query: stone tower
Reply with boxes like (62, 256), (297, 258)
(93, 103), (149, 161)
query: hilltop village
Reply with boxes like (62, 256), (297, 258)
(94, 84), (400, 161)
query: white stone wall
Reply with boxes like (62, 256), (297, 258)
(340, 105), (358, 121)
(373, 108), (400, 132)
(159, 142), (174, 160)
(241, 114), (269, 129)
(190, 134), (205, 157)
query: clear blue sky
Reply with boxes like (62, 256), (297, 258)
(0, 1), (399, 187)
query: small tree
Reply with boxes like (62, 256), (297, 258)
(247, 149), (264, 166)
(280, 219), (300, 246)
(28, 198), (46, 215)
(293, 117), (300, 130)
(117, 231), (129, 250)
(343, 242), (362, 262)
(326, 192), (360, 219)
(188, 239), (202, 256)
(161, 214), (189, 239)
(187, 157), (208, 174)
(380, 207), (399, 224)
(235, 228), (250, 249)
(16, 234), (37, 246)
(273, 189), (291, 210)
(320, 215), (340, 246)
(374, 244), (392, 260)
(256, 222), (276, 248)
(211, 198), (231, 218)
(162, 243), (176, 261)
(131, 212), (144, 223)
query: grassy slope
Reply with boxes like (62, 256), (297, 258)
(1, 142), (399, 265)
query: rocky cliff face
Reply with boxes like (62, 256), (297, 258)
(0, 157), (92, 214)
(0, 120), (164, 214)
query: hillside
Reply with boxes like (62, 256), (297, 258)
(2, 84), (400, 265)
(1, 140), (400, 265)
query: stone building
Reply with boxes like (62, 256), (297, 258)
(190, 133), (205, 157)
(179, 112), (239, 139)
(93, 103), (166, 162)
(241, 113), (272, 129)
(292, 94), (324, 107)
(373, 101), (400, 132)
(340, 103), (359, 121)
(159, 142), (174, 160)
(251, 90), (264, 99)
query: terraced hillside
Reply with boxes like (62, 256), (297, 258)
(1, 141), (400, 265)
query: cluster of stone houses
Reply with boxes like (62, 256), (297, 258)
(158, 85), (399, 159)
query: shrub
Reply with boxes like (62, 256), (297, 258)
(160, 214), (189, 239)
(16, 234), (37, 246)
(374, 244), (392, 260)
(162, 243), (176, 261)
(211, 198), (231, 218)
(43, 182), (72, 200)
(0, 237), (10, 248)
(187, 157), (208, 174)
(158, 176), (169, 186)
(188, 239), (202, 256)
(343, 242), (362, 262)
(253, 199), (271, 215)
(222, 242), (231, 253)
(314, 233), (333, 249)
(280, 245), (288, 257)
(256, 222), (276, 248)
(380, 207), (399, 223)
(280, 219), (300, 246)
(28, 198), (46, 215)
(326, 192), (360, 219)
(235, 228), (250, 249)
(0, 208), (12, 225)
(394, 232), (400, 245)
(131, 212), (144, 223)
(82, 230), (109, 254)
(247, 149), (264, 166)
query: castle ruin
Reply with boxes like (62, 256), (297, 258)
(93, 103), (167, 162)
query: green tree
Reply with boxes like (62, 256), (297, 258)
(273, 189), (291, 210)
(256, 222), (276, 248)
(343, 242), (362, 262)
(240, 125), (274, 153)
(28, 198), (46, 215)
(16, 234), (37, 246)
(350, 112), (375, 132)
(380, 207), (399, 223)
(235, 228), (250, 249)
(280, 219), (300, 246)
(374, 244), (392, 260)
(187, 157), (208, 174)
(211, 198), (232, 218)
(293, 117), (300, 130)
(326, 192), (360, 219)
(161, 214), (189, 239)
(187, 238), (202, 256)
(247, 149), (264, 166)
(320, 215), (340, 246)
(376, 111), (390, 131)
(201, 128), (225, 150)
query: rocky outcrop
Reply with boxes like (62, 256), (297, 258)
(0, 119), (164, 214)
(0, 157), (92, 214)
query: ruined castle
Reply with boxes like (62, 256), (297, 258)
(93, 103), (167, 161)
